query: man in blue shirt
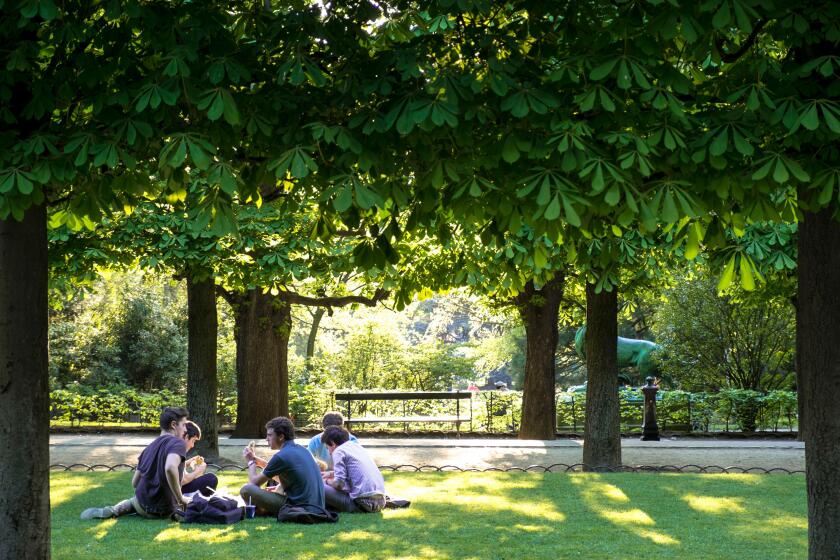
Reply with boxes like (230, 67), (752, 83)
(240, 416), (324, 516)
(307, 411), (358, 470)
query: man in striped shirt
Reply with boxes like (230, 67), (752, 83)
(321, 426), (386, 513)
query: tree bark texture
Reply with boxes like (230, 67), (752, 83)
(0, 204), (50, 560)
(516, 275), (564, 440)
(231, 291), (291, 437)
(186, 275), (219, 459)
(582, 283), (621, 470)
(798, 206), (840, 559)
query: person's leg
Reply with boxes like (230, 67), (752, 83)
(354, 495), (387, 513)
(240, 483), (286, 516)
(324, 484), (359, 513)
(80, 497), (136, 520)
(182, 473), (218, 495)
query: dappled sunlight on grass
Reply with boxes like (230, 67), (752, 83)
(602, 508), (655, 526)
(683, 494), (746, 514)
(88, 518), (116, 540)
(636, 529), (680, 545)
(51, 475), (103, 507)
(154, 525), (250, 544)
(52, 471), (806, 560)
(512, 523), (553, 533)
(336, 530), (384, 543)
(766, 514), (808, 531)
(448, 493), (566, 521)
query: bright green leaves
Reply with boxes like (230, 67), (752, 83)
(501, 89), (558, 117)
(716, 252), (764, 292)
(196, 89), (240, 125)
(159, 134), (217, 170)
(268, 147), (318, 179)
(518, 168), (587, 226)
(751, 154), (810, 184)
(134, 82), (179, 112)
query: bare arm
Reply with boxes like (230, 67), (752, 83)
(164, 453), (186, 506)
(247, 462), (269, 486)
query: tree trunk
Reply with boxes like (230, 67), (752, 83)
(305, 307), (325, 375)
(231, 290), (291, 438)
(798, 205), (840, 559)
(186, 274), (219, 459)
(516, 275), (564, 440)
(0, 204), (50, 560)
(582, 283), (621, 470)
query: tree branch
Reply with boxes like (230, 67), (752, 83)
(278, 287), (388, 308)
(718, 19), (768, 64)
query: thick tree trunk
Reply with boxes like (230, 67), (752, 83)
(516, 275), (564, 440)
(231, 291), (291, 437)
(186, 274), (219, 459)
(798, 206), (840, 559)
(582, 283), (621, 470)
(0, 204), (50, 560)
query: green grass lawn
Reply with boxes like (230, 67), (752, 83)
(52, 471), (806, 560)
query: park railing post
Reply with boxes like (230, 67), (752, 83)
(641, 376), (660, 441)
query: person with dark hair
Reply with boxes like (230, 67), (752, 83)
(307, 411), (358, 470)
(81, 406), (191, 521)
(321, 426), (386, 513)
(180, 421), (218, 496)
(239, 416), (324, 516)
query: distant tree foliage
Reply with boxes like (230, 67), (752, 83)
(653, 271), (795, 392)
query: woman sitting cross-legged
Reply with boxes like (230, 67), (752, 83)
(321, 426), (386, 513)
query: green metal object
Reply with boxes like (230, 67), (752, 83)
(574, 325), (661, 378)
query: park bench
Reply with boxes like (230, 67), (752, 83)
(334, 390), (473, 432)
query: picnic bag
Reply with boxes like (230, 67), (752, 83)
(183, 495), (243, 525)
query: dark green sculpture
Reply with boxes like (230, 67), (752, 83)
(574, 326), (661, 378)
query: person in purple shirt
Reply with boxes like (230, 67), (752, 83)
(80, 406), (191, 520)
(322, 426), (386, 513)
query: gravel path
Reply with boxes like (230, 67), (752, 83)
(49, 434), (805, 472)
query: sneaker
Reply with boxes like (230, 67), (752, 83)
(80, 506), (115, 520)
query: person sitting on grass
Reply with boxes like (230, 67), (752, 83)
(321, 426), (386, 513)
(80, 406), (192, 521)
(240, 416), (325, 517)
(180, 421), (218, 496)
(307, 411), (358, 470)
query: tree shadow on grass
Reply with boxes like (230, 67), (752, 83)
(52, 471), (806, 560)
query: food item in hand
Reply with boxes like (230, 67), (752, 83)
(315, 458), (328, 472)
(248, 440), (256, 452)
(194, 456), (204, 466)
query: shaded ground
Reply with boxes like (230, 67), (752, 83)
(50, 435), (805, 471)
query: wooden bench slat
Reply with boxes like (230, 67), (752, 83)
(335, 391), (472, 401)
(347, 416), (465, 423)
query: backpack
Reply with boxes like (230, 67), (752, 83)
(276, 503), (339, 524)
(182, 495), (243, 525)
